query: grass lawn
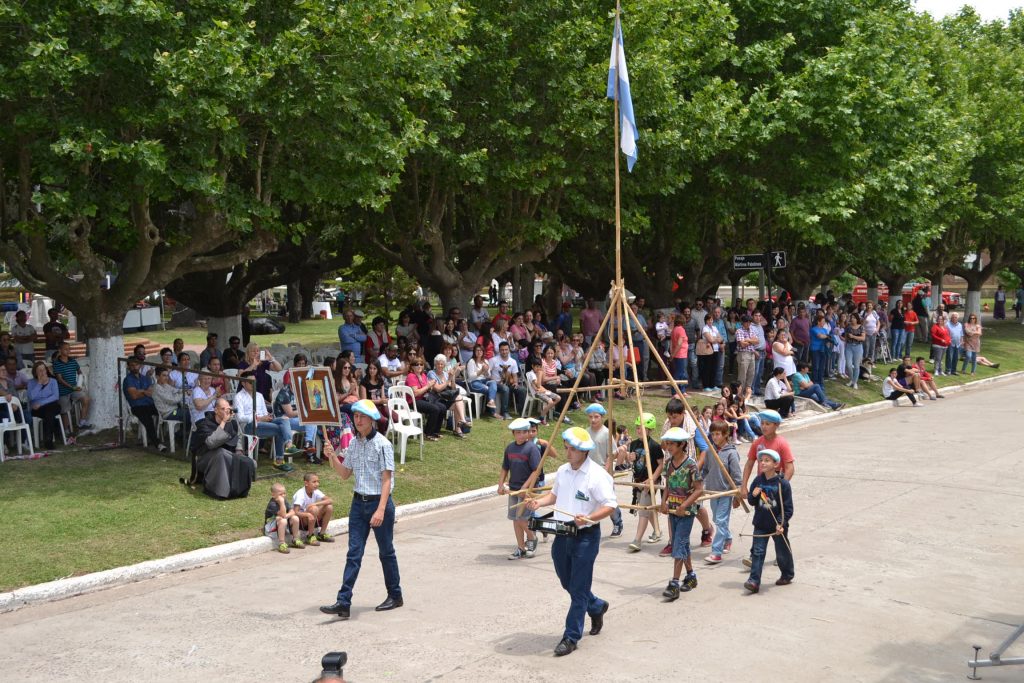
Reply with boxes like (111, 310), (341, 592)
(140, 318), (347, 349)
(2, 313), (1018, 591)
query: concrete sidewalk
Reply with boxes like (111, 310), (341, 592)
(1, 380), (1022, 682)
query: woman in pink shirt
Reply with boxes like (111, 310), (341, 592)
(670, 315), (688, 384)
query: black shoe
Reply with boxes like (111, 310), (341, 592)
(662, 581), (680, 601)
(375, 596), (404, 611)
(319, 602), (350, 619)
(589, 601), (609, 635)
(681, 572), (697, 592)
(554, 638), (577, 657)
(610, 524), (623, 538)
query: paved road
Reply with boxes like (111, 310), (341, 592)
(2, 381), (1022, 682)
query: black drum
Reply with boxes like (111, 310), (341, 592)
(528, 516), (577, 537)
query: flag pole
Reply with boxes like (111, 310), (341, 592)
(613, 1), (623, 290)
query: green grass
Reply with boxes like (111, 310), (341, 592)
(140, 318), (347, 349)
(3, 313), (1018, 591)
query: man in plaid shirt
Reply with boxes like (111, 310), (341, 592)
(734, 314), (758, 395)
(320, 400), (403, 620)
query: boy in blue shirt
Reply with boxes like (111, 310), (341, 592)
(498, 418), (543, 559)
(744, 449), (794, 593)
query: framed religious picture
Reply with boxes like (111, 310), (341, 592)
(288, 366), (341, 426)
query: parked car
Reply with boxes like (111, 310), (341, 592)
(851, 284), (891, 304)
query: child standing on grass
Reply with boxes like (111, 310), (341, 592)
(265, 483), (304, 554)
(497, 418), (543, 560)
(659, 427), (703, 601)
(743, 449), (794, 593)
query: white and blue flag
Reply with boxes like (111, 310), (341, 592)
(607, 15), (638, 172)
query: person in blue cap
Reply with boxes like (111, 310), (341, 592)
(659, 427), (702, 601)
(320, 399), (403, 620)
(740, 408), (794, 569)
(526, 427), (618, 657)
(743, 448), (794, 593)
(498, 418), (544, 559)
(584, 403), (623, 537)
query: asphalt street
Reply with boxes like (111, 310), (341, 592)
(1, 380), (1022, 682)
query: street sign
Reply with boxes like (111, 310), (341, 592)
(770, 251), (787, 269)
(733, 254), (766, 270)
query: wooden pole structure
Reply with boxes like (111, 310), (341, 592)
(620, 289), (660, 538)
(622, 302), (749, 512)
(555, 378), (680, 393)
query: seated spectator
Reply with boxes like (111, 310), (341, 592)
(42, 307), (69, 351)
(467, 344), (498, 416)
(911, 356), (944, 399)
(293, 473), (335, 545)
(358, 360), (390, 433)
(365, 316), (391, 365)
(0, 331), (15, 365)
(791, 362), (843, 411)
(882, 367), (919, 406)
(428, 353), (468, 438)
(10, 310), (37, 369)
(130, 344), (154, 377)
(469, 294), (490, 332)
(123, 357), (163, 451)
(27, 361), (62, 448)
(490, 341), (525, 419)
(275, 356), (319, 462)
(190, 373), (220, 424)
(189, 398), (255, 500)
(266, 482), (304, 554)
(337, 309), (368, 363)
(0, 364), (29, 445)
(169, 352), (198, 391)
(172, 338), (185, 365)
(52, 342), (93, 432)
(896, 356), (927, 397)
(526, 358), (559, 425)
(159, 347), (174, 368)
(236, 342), (282, 401)
(395, 310), (418, 346)
(153, 366), (190, 430)
(333, 359), (360, 414)
(3, 357), (28, 393)
(222, 336), (244, 369)
(763, 366), (796, 418)
(199, 333), (220, 369)
(205, 356), (229, 394)
(405, 358), (445, 441)
(378, 344), (406, 383)
(234, 373), (298, 471)
(493, 300), (512, 328)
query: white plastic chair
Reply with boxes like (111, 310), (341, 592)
(159, 416), (185, 452)
(521, 378), (542, 418)
(33, 410), (68, 448)
(386, 397), (423, 465)
(387, 385), (423, 431)
(0, 396), (34, 461)
(266, 370), (286, 396)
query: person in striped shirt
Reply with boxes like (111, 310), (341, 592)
(52, 342), (92, 433)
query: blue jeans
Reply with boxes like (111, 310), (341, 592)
(945, 346), (960, 374)
(287, 415), (317, 445)
(715, 350), (725, 388)
(687, 344), (698, 387)
(469, 379), (498, 403)
(671, 357), (688, 384)
(244, 418), (292, 461)
(931, 345), (947, 373)
(610, 506), (622, 529)
(961, 350), (977, 374)
(844, 343), (864, 387)
(709, 497), (733, 556)
(752, 355), (765, 395)
(495, 383), (525, 417)
(748, 525), (794, 586)
(669, 513), (695, 560)
(336, 495), (401, 606)
(736, 418), (756, 441)
(551, 525), (605, 643)
(798, 383), (839, 410)
(810, 349), (827, 386)
(890, 329), (906, 358)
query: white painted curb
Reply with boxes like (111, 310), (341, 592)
(0, 485), (497, 614)
(2, 371), (1021, 613)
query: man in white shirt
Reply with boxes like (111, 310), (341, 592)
(863, 302), (880, 364)
(233, 375), (297, 470)
(763, 366), (795, 418)
(293, 473), (335, 544)
(750, 312), (767, 396)
(377, 345), (405, 383)
(10, 311), (36, 369)
(526, 427), (618, 657)
(489, 342), (525, 418)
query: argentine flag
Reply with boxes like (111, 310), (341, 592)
(607, 15), (638, 172)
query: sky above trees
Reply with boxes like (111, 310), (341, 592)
(915, 0), (1019, 21)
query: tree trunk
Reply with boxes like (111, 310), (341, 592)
(286, 279), (301, 324)
(299, 271), (317, 320)
(867, 286), (879, 306)
(439, 286), (475, 318)
(77, 311), (129, 432)
(207, 315), (242, 346)
(516, 264), (535, 314)
(880, 276), (907, 312)
(729, 272), (742, 309)
(544, 272), (562, 320)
